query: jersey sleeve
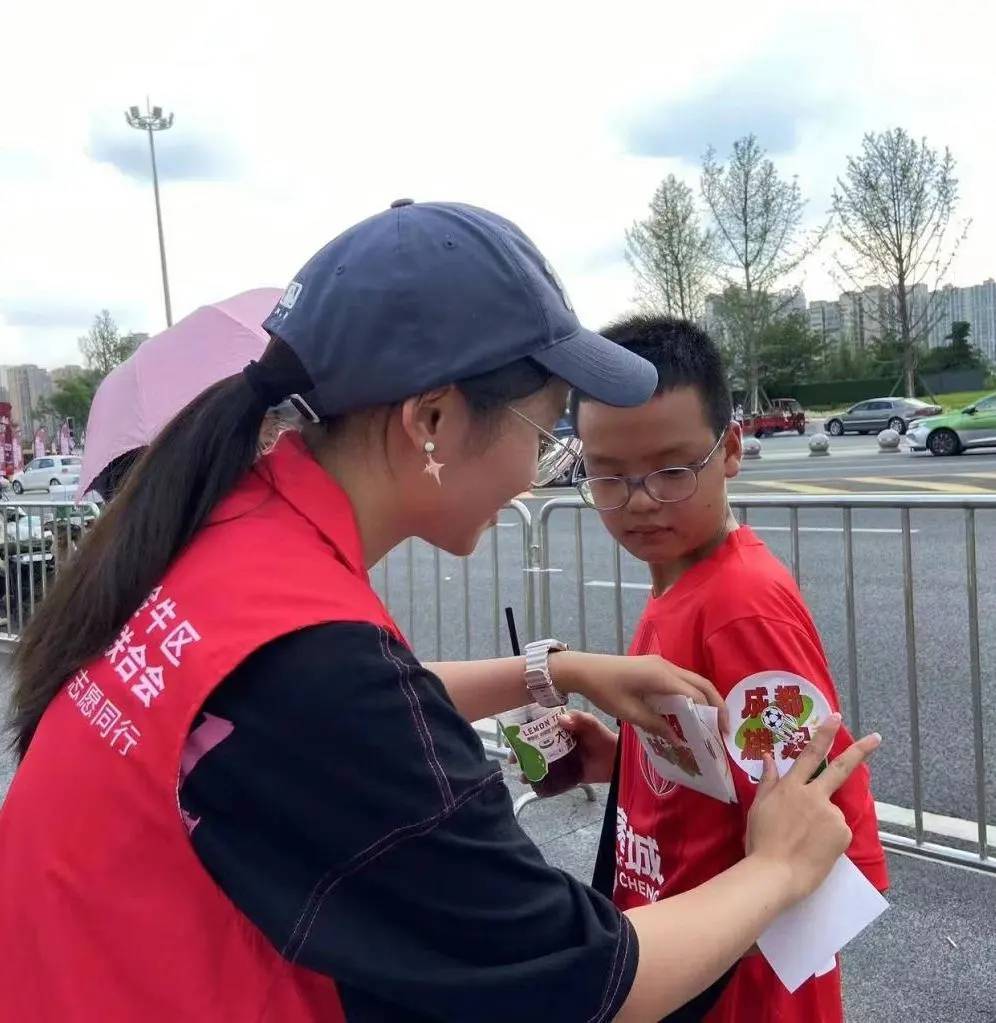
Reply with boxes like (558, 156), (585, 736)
(704, 615), (888, 892)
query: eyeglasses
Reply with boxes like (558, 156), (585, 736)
(576, 430), (728, 511)
(508, 407), (583, 487)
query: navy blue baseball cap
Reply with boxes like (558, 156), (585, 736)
(262, 200), (657, 418)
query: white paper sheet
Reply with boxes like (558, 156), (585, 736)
(757, 856), (889, 993)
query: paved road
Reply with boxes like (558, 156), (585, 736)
(734, 432), (996, 493)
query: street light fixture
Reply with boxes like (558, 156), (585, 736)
(125, 100), (175, 327)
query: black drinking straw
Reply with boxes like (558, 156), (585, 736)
(504, 606), (521, 657)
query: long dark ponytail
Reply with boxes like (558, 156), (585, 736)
(8, 339), (311, 760)
(8, 340), (552, 760)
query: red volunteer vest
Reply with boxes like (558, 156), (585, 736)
(0, 434), (404, 1022)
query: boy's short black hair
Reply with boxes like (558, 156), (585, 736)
(574, 314), (732, 437)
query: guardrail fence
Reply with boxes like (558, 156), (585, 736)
(2, 490), (992, 873)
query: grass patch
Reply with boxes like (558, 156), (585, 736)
(806, 388), (994, 415)
(931, 390), (993, 412)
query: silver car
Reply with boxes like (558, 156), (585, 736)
(824, 397), (942, 437)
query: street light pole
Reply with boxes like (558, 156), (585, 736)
(125, 101), (174, 327)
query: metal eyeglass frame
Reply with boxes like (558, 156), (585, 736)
(507, 406), (583, 487)
(574, 427), (729, 510)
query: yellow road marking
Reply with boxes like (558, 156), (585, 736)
(847, 476), (995, 494)
(734, 479), (845, 495)
(956, 472), (996, 480)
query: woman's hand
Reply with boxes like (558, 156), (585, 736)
(745, 714), (882, 904)
(550, 650), (728, 736)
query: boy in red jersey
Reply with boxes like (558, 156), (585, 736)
(572, 315), (887, 1023)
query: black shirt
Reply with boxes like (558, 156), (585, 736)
(179, 622), (638, 1022)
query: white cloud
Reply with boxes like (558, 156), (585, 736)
(1, 0), (994, 367)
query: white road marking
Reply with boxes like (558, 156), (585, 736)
(750, 526), (919, 535)
(875, 801), (996, 847)
(585, 580), (653, 590)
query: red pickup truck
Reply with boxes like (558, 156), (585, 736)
(741, 398), (806, 437)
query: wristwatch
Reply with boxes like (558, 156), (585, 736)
(524, 638), (569, 708)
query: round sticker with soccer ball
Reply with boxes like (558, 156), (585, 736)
(723, 670), (832, 782)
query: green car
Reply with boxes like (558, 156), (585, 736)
(905, 393), (996, 456)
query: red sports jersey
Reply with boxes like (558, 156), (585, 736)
(613, 526), (888, 1023)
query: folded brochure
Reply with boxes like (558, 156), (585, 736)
(635, 694), (737, 803)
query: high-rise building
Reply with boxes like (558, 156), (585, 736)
(0, 365), (53, 429)
(923, 279), (996, 361)
(806, 277), (994, 361)
(808, 300), (842, 346)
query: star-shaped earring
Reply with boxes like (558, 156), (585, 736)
(423, 441), (444, 485)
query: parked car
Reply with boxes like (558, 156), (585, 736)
(743, 398), (806, 437)
(823, 398), (942, 437)
(905, 393), (996, 456)
(10, 455), (83, 494)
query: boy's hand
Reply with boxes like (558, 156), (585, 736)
(561, 712), (619, 784)
(509, 711), (618, 785)
(551, 650), (728, 736)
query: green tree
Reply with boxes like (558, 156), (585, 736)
(38, 312), (143, 431)
(701, 135), (823, 409)
(756, 313), (828, 391)
(920, 321), (985, 373)
(79, 310), (141, 377)
(818, 343), (874, 382)
(832, 128), (968, 396)
(37, 370), (101, 431)
(625, 174), (714, 319)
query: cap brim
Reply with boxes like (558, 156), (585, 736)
(532, 327), (658, 407)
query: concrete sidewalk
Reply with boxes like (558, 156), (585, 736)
(509, 771), (996, 1023)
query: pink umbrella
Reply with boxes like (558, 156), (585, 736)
(78, 288), (282, 497)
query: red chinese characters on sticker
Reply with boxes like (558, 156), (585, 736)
(742, 686), (770, 719)
(775, 684), (805, 719)
(741, 726), (775, 761)
(780, 727), (812, 761)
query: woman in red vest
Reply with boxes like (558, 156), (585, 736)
(1, 202), (879, 1023)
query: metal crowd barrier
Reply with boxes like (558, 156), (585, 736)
(537, 493), (995, 874)
(371, 499), (535, 759)
(1, 497), (101, 645)
(4, 488), (993, 874)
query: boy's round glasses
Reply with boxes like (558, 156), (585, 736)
(576, 430), (728, 511)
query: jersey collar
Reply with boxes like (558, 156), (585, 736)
(255, 431), (367, 578)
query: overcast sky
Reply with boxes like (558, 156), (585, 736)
(2, 0), (994, 369)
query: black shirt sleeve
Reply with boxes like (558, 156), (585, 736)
(180, 622), (638, 1022)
